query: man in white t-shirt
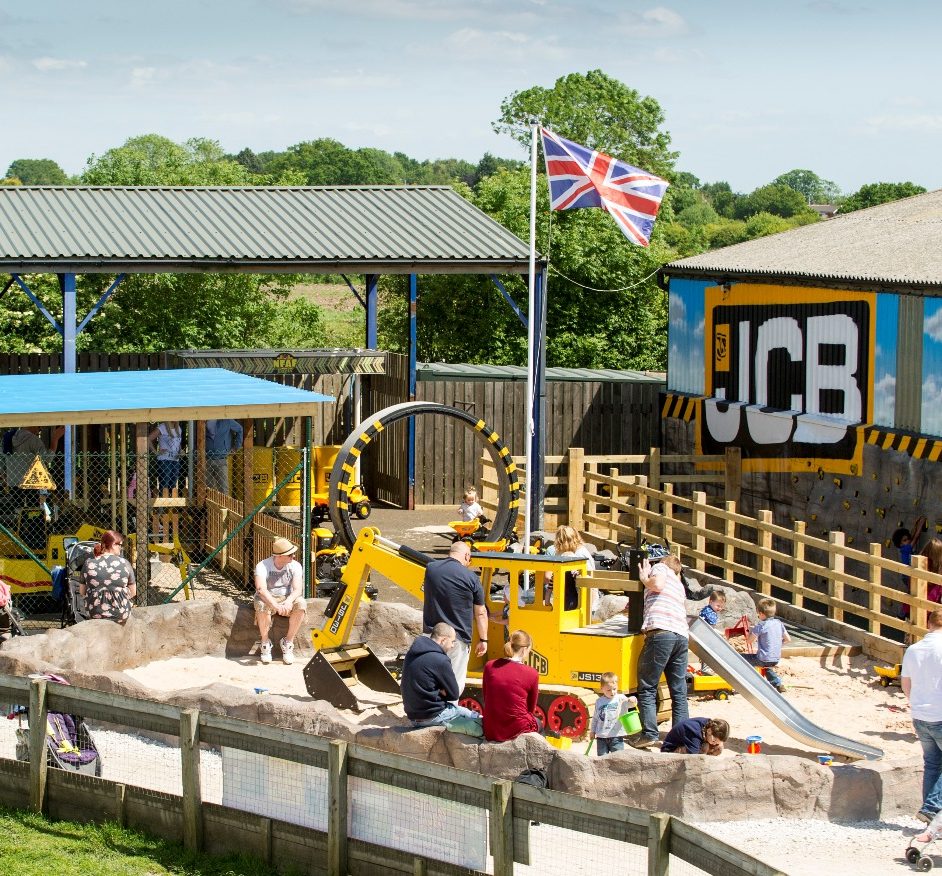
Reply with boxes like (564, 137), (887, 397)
(902, 608), (942, 824)
(253, 537), (307, 665)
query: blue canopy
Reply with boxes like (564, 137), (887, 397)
(0, 368), (333, 427)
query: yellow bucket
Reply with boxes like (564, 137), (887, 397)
(229, 447), (274, 506)
(545, 735), (572, 750)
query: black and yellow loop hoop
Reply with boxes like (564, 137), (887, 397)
(328, 402), (521, 548)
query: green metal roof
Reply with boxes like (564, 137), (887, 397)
(416, 362), (665, 383)
(0, 185), (534, 275)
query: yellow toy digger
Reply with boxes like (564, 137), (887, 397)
(304, 527), (664, 738)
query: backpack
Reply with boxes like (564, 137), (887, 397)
(515, 767), (548, 790)
(2, 429), (15, 454)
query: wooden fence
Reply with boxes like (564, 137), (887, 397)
(0, 675), (782, 876)
(544, 448), (942, 662)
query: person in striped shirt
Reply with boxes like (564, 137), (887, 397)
(631, 551), (690, 748)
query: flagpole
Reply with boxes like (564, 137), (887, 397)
(523, 121), (538, 553)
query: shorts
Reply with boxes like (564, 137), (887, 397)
(254, 594), (307, 615)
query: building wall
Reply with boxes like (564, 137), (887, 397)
(664, 278), (942, 548)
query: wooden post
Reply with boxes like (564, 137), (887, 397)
(328, 739), (349, 876)
(114, 783), (127, 827)
(135, 423), (149, 603)
(868, 542), (882, 634)
(692, 490), (706, 572)
(219, 507), (230, 571)
(260, 817), (273, 865)
(648, 446), (661, 492)
(636, 475), (649, 541)
(110, 423), (118, 530)
(28, 678), (48, 814)
(828, 531), (845, 622)
(412, 858), (427, 876)
(120, 424), (128, 536)
(567, 447), (584, 530)
(723, 500), (736, 579)
(180, 708), (203, 852)
(195, 421), (207, 545)
(911, 554), (929, 633)
(608, 467), (619, 541)
(758, 510), (773, 596)
(490, 779), (514, 876)
(662, 483), (674, 547)
(724, 446), (741, 504)
(242, 420), (255, 573)
(647, 812), (671, 876)
(792, 521), (806, 610)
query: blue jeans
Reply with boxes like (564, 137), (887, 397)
(637, 631), (689, 740)
(413, 703), (483, 737)
(913, 718), (942, 815)
(596, 736), (625, 756)
(743, 654), (784, 689)
(156, 458), (181, 492)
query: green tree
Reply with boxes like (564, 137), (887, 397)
(733, 184), (815, 220)
(5, 158), (69, 185)
(82, 135), (251, 186)
(495, 69), (678, 177)
(841, 181), (926, 212)
(744, 212), (791, 238)
(705, 219), (748, 249)
(700, 181), (738, 218)
(772, 169), (841, 204)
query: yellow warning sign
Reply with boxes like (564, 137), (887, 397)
(20, 455), (55, 490)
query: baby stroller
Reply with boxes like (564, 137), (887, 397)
(12, 673), (102, 776)
(58, 538), (96, 627)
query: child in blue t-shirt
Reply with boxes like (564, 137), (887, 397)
(698, 589), (726, 626)
(745, 598), (791, 693)
(590, 672), (636, 756)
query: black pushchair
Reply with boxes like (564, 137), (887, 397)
(11, 673), (102, 776)
(57, 539), (96, 627)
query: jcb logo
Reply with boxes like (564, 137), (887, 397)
(527, 649), (549, 676)
(702, 296), (870, 467)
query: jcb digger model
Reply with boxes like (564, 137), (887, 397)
(303, 527), (662, 740)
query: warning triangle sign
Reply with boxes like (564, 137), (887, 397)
(20, 455), (55, 490)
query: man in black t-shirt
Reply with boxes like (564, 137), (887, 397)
(422, 541), (489, 694)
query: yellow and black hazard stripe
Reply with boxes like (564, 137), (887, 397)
(328, 402), (521, 548)
(661, 393), (698, 422)
(864, 426), (942, 461)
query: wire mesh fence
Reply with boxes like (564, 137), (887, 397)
(0, 438), (326, 633)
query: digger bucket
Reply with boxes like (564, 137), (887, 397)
(302, 643), (401, 711)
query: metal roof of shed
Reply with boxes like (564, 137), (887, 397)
(416, 362), (665, 383)
(0, 368), (333, 427)
(663, 188), (942, 292)
(0, 185), (534, 275)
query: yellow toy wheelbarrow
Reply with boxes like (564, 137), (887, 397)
(874, 664), (902, 687)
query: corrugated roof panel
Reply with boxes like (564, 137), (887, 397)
(0, 186), (533, 273)
(664, 189), (942, 291)
(416, 362), (665, 383)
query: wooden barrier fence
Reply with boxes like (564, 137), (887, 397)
(0, 675), (782, 876)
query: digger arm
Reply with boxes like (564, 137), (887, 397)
(311, 526), (430, 651)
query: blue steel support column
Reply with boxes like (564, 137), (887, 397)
(529, 267), (548, 532)
(62, 273), (77, 496)
(365, 274), (378, 349)
(407, 274), (417, 510)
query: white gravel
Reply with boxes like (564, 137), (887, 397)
(1, 711), (935, 875)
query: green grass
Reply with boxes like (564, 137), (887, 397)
(0, 806), (279, 876)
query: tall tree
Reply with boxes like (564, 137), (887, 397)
(5, 158), (69, 185)
(841, 181), (926, 212)
(733, 184), (816, 220)
(772, 169), (841, 204)
(495, 69), (678, 178)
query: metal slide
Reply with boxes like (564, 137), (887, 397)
(687, 617), (884, 761)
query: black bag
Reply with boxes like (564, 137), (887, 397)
(515, 767), (548, 790)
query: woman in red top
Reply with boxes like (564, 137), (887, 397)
(482, 630), (540, 742)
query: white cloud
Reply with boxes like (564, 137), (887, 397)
(32, 57), (87, 72)
(693, 317), (704, 339)
(669, 291), (686, 327)
(922, 373), (942, 437)
(342, 120), (393, 137)
(872, 371), (895, 427)
(623, 6), (689, 38)
(443, 27), (564, 61)
(310, 72), (397, 89)
(130, 66), (157, 87)
(925, 307), (942, 343)
(864, 114), (942, 133)
(281, 0), (461, 20)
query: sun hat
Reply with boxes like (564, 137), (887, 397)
(272, 537), (298, 556)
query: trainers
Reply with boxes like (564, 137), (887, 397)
(775, 685), (787, 694)
(259, 640), (273, 665)
(280, 638), (295, 665)
(631, 735), (660, 750)
(916, 810), (933, 824)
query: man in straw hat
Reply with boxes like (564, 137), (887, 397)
(254, 537), (307, 665)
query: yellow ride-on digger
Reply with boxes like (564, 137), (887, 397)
(304, 527), (664, 739)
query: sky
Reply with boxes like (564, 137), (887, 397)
(1, 0), (941, 195)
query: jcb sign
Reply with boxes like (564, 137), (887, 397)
(700, 287), (873, 472)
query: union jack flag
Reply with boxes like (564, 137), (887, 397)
(540, 127), (669, 247)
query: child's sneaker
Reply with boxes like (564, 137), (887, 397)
(259, 641), (273, 665)
(280, 638), (295, 665)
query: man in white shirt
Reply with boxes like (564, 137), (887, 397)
(902, 608), (942, 823)
(253, 537), (307, 665)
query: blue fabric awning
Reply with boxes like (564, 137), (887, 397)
(0, 368), (333, 427)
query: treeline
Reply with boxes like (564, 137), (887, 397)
(0, 70), (930, 369)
